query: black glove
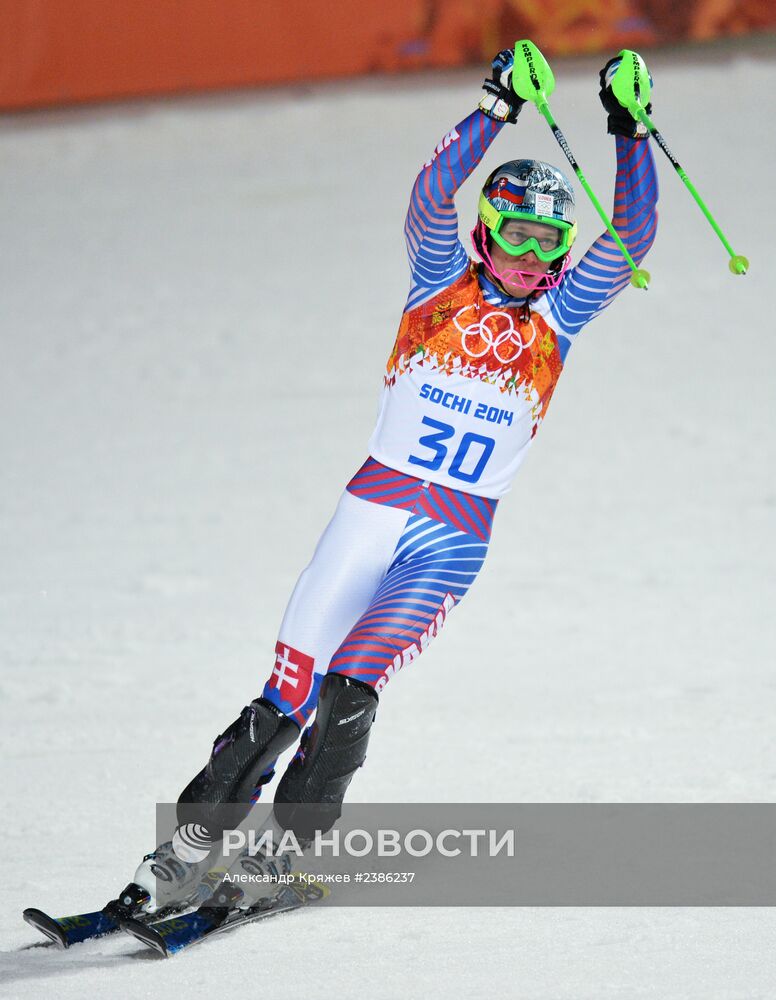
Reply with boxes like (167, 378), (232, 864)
(599, 56), (651, 139)
(479, 48), (526, 124)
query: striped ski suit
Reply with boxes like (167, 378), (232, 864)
(261, 108), (658, 724)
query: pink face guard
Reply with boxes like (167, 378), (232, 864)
(470, 221), (570, 293)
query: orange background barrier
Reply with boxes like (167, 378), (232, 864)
(1, 0), (774, 110)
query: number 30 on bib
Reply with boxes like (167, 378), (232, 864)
(408, 416), (495, 485)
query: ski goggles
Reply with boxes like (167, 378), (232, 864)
(478, 195), (577, 262)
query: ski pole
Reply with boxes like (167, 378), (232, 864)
(511, 39), (650, 290)
(609, 49), (748, 276)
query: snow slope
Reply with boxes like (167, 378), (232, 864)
(1, 35), (775, 1000)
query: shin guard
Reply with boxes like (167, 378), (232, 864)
(177, 698), (299, 838)
(273, 673), (378, 840)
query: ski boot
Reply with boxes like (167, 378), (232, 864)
(209, 835), (298, 911)
(132, 839), (216, 914)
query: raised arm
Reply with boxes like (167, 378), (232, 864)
(404, 112), (504, 312)
(404, 49), (526, 312)
(546, 136), (657, 344)
(545, 57), (659, 353)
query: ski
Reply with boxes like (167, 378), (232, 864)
(22, 882), (189, 949)
(120, 876), (329, 957)
(23, 906), (124, 948)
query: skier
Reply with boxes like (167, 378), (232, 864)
(138, 46), (658, 909)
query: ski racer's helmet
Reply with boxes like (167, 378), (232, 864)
(473, 159), (578, 290)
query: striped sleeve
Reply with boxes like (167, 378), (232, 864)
(404, 110), (505, 313)
(545, 136), (658, 358)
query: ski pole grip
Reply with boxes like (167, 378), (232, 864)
(511, 39), (555, 105)
(609, 49), (652, 117)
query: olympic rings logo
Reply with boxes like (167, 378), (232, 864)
(453, 304), (538, 364)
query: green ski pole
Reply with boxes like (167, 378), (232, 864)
(609, 49), (748, 275)
(511, 39), (650, 290)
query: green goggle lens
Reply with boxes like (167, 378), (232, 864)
(492, 214), (574, 262)
(478, 197), (577, 262)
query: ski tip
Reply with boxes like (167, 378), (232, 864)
(22, 908), (69, 949)
(119, 917), (169, 958)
